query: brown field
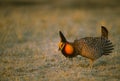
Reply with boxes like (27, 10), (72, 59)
(0, 1), (120, 81)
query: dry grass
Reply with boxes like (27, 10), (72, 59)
(0, 4), (120, 81)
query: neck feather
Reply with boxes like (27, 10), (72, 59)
(64, 43), (74, 55)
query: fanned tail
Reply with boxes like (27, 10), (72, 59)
(103, 40), (114, 55)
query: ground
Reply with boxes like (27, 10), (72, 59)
(0, 2), (120, 81)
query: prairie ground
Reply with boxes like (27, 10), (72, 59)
(0, 1), (120, 81)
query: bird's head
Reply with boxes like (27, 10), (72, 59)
(58, 31), (74, 56)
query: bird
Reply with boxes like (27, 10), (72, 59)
(58, 26), (114, 68)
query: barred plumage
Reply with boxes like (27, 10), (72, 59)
(58, 26), (114, 68)
(73, 37), (113, 60)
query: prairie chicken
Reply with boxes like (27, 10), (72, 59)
(58, 26), (114, 68)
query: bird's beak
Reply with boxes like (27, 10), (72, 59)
(58, 42), (62, 51)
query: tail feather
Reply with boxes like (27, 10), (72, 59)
(101, 26), (108, 39)
(104, 51), (113, 54)
(104, 54), (109, 55)
(105, 40), (112, 45)
(104, 48), (114, 52)
(104, 45), (114, 48)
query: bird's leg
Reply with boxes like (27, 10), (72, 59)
(89, 59), (94, 70)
